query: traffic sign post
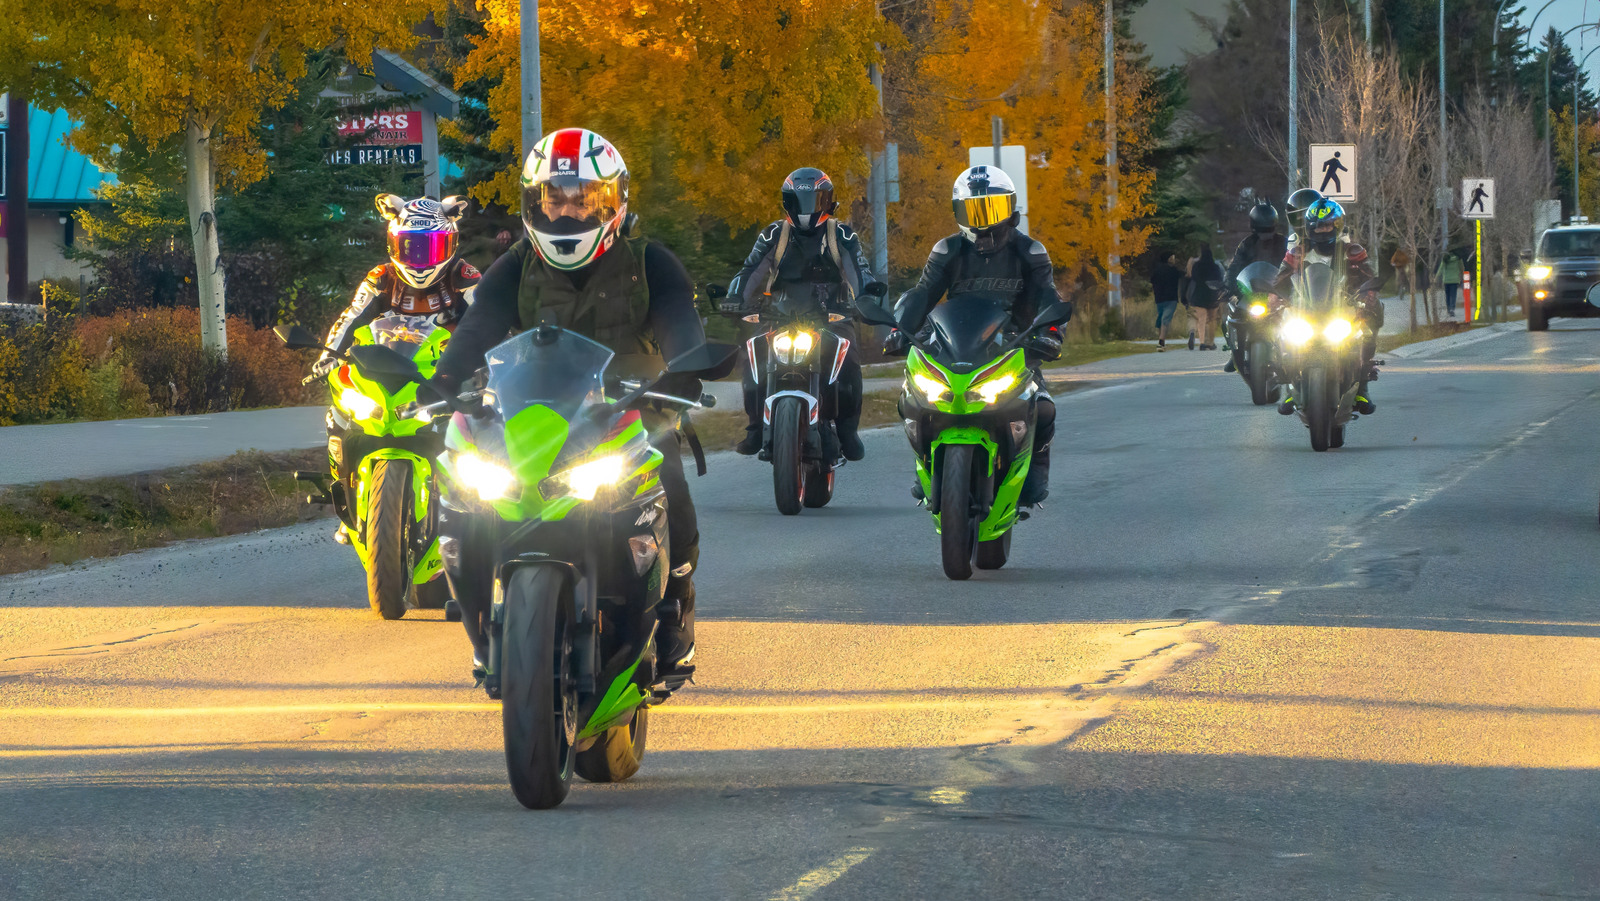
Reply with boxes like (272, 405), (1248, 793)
(1308, 144), (1357, 202)
(1463, 179), (1494, 321)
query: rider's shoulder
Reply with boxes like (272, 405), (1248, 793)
(758, 220), (785, 242)
(932, 234), (964, 256)
(364, 263), (391, 286)
(1018, 236), (1050, 259)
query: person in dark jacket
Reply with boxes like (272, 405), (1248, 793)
(427, 128), (708, 684)
(721, 168), (879, 460)
(1151, 252), (1183, 350)
(1185, 244), (1225, 350)
(884, 165), (1071, 505)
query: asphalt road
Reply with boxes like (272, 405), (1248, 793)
(3, 320), (1598, 899)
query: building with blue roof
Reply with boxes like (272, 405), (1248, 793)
(2, 105), (112, 288)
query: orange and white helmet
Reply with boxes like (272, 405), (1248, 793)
(521, 128), (629, 271)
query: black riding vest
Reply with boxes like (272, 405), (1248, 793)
(511, 235), (661, 376)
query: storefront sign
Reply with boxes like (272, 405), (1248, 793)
(334, 111), (422, 145)
(328, 144), (423, 166)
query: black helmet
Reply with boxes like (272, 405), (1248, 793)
(781, 168), (837, 232)
(1248, 201), (1280, 233)
(1285, 188), (1325, 230)
(1304, 198), (1345, 252)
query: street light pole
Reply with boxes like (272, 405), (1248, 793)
(1288, 0), (1298, 196)
(520, 0), (541, 158)
(1439, 0), (1448, 265)
(1105, 0), (1121, 309)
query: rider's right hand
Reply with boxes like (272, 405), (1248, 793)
(882, 329), (910, 357)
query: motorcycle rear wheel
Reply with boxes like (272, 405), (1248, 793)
(575, 707), (648, 783)
(772, 397), (806, 516)
(1248, 340), (1274, 406)
(975, 529), (1011, 570)
(1304, 367), (1333, 452)
(366, 459), (415, 620)
(940, 444), (977, 581)
(501, 566), (576, 810)
(802, 467), (835, 508)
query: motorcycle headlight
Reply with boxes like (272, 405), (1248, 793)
(338, 387), (382, 421)
(539, 453), (626, 502)
(970, 372), (1019, 405)
(1281, 317), (1314, 345)
(1526, 264), (1553, 281)
(1248, 303), (1268, 317)
(912, 372), (951, 404)
(455, 452), (518, 501)
(1323, 318), (1354, 342)
(772, 330), (815, 363)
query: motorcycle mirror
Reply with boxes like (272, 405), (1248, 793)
(854, 298), (900, 329)
(828, 312), (847, 323)
(348, 345), (423, 384)
(862, 282), (889, 299)
(741, 313), (761, 323)
(666, 342), (739, 380)
(1029, 300), (1074, 331)
(275, 324), (324, 351)
(704, 284), (728, 300)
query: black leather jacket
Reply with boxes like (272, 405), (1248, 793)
(727, 219), (872, 310)
(893, 232), (1067, 333)
(1225, 232), (1289, 288)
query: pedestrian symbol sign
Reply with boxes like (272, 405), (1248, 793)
(1307, 144), (1357, 202)
(1462, 178), (1495, 219)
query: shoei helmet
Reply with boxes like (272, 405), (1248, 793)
(1304, 198), (1345, 253)
(378, 194), (468, 289)
(521, 128), (629, 271)
(1285, 188), (1325, 231)
(952, 166), (1020, 252)
(782, 167), (837, 232)
(1248, 201), (1280, 234)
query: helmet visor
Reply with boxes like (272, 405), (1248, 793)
(783, 183), (835, 228)
(954, 193), (1016, 230)
(524, 175), (622, 237)
(387, 229), (457, 270)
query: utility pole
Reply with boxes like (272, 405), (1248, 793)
(4, 93), (26, 303)
(1288, 0), (1299, 196)
(1105, 0), (1121, 309)
(1364, 0), (1371, 47)
(869, 63), (888, 282)
(1438, 0), (1449, 266)
(520, 0), (541, 157)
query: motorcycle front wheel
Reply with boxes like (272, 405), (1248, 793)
(500, 565), (576, 810)
(939, 444), (977, 581)
(772, 396), (806, 516)
(1248, 340), (1275, 406)
(366, 459), (415, 620)
(1304, 366), (1333, 452)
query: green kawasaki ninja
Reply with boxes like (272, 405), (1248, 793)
(856, 296), (1073, 580)
(371, 325), (732, 809)
(277, 316), (450, 619)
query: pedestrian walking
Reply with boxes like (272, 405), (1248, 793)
(1186, 243), (1225, 350)
(1391, 246), (1412, 295)
(1435, 250), (1464, 319)
(1151, 251), (1183, 350)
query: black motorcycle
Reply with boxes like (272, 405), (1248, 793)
(1225, 261), (1285, 406)
(717, 285), (867, 515)
(1277, 261), (1370, 451)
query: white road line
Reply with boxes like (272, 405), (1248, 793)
(769, 848), (875, 901)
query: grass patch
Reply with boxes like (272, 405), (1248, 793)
(0, 448), (328, 576)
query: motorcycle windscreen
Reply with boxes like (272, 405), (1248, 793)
(1236, 261), (1279, 297)
(925, 296), (1011, 367)
(767, 286), (830, 320)
(1289, 261), (1342, 312)
(368, 314), (440, 359)
(483, 328), (614, 422)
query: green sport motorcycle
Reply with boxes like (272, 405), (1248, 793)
(371, 326), (733, 809)
(276, 316), (450, 620)
(856, 296), (1073, 581)
(1274, 261), (1370, 451)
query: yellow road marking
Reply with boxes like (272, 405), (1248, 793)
(0, 697), (1056, 719)
(769, 848), (875, 901)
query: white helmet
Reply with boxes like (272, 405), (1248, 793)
(952, 166), (1019, 250)
(377, 194), (468, 289)
(521, 128), (629, 271)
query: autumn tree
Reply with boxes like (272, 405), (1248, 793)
(0, 1), (438, 357)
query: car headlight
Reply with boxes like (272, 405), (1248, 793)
(456, 452), (518, 501)
(1526, 264), (1553, 280)
(339, 387), (382, 420)
(1323, 318), (1353, 342)
(772, 330), (815, 363)
(912, 372), (951, 403)
(1248, 303), (1268, 317)
(540, 454), (626, 502)
(971, 372), (1018, 405)
(1281, 317), (1314, 345)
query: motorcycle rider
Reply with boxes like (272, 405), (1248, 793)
(425, 128), (709, 683)
(1283, 187), (1325, 254)
(722, 168), (880, 461)
(1272, 197), (1383, 416)
(884, 165), (1069, 506)
(313, 194), (480, 376)
(1222, 201), (1289, 373)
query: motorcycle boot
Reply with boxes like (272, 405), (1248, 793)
(653, 432), (700, 690)
(736, 381), (763, 455)
(835, 360), (865, 461)
(1278, 395), (1296, 415)
(1017, 394), (1056, 506)
(438, 506), (494, 687)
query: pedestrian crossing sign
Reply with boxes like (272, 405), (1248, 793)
(1308, 144), (1357, 202)
(1462, 178), (1495, 220)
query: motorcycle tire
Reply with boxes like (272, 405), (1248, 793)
(975, 529), (1011, 570)
(1528, 305), (1549, 331)
(501, 565), (576, 810)
(1329, 424), (1346, 449)
(940, 444), (977, 581)
(802, 467), (835, 508)
(366, 459), (415, 620)
(772, 397), (806, 516)
(1304, 367), (1333, 452)
(575, 707), (648, 784)
(414, 575), (451, 610)
(1248, 340), (1274, 406)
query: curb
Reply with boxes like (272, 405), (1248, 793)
(1385, 322), (1521, 360)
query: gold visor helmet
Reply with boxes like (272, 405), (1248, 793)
(952, 165), (1018, 236)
